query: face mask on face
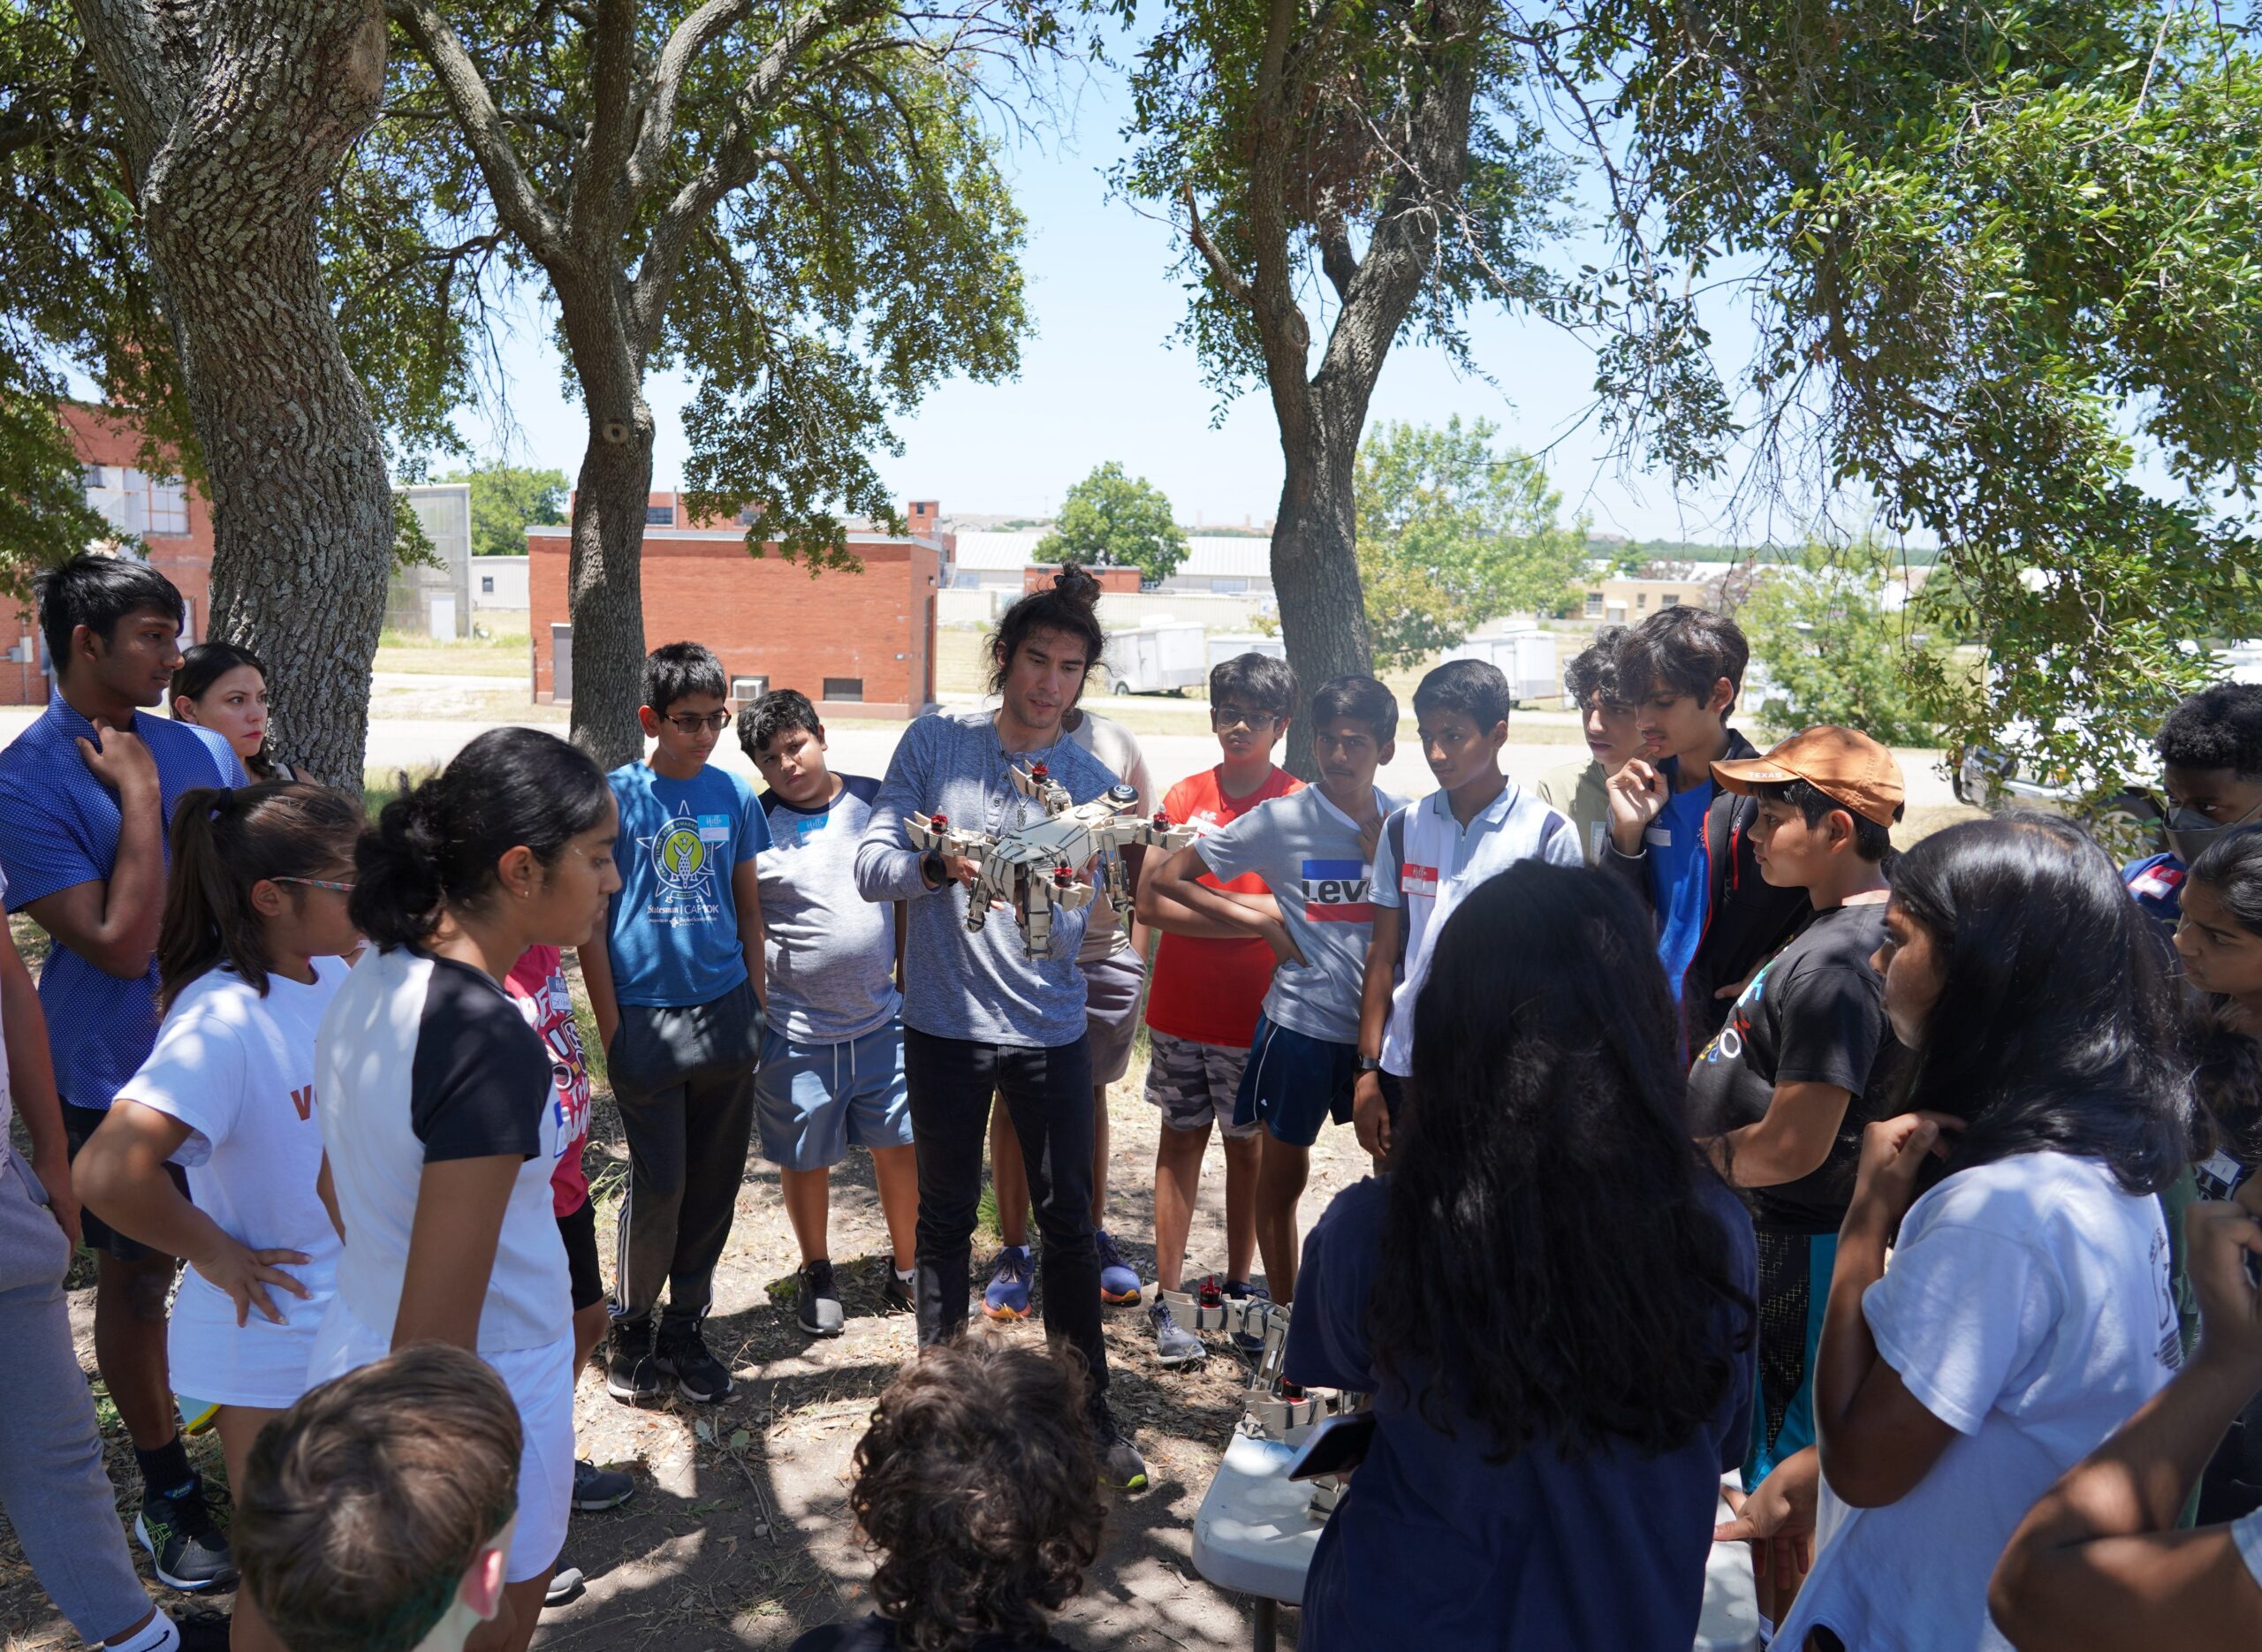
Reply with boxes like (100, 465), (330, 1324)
(2167, 798), (2262, 866)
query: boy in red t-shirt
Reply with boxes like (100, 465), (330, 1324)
(1141, 654), (1302, 1366)
(506, 945), (634, 1601)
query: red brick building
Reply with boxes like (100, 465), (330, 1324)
(528, 495), (945, 721)
(1021, 563), (1139, 595)
(0, 404), (216, 705)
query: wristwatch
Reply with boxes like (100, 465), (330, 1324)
(1355, 1055), (1383, 1073)
(920, 849), (949, 890)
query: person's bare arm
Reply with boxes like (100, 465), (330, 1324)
(1703, 1081), (1856, 1187)
(1139, 842), (1284, 944)
(734, 858), (765, 1004)
(1990, 1192), (2262, 1650)
(391, 1154), (519, 1351)
(24, 718), (165, 980)
(1814, 1114), (1962, 1507)
(1353, 907), (1400, 1159)
(578, 927), (620, 1054)
(0, 906), (76, 1243)
(74, 1101), (310, 1326)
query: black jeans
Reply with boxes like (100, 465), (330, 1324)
(608, 981), (763, 1330)
(903, 1027), (1105, 1395)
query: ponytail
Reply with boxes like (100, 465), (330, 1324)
(987, 564), (1106, 693)
(352, 727), (610, 951)
(161, 783), (366, 1008)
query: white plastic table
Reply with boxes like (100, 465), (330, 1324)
(1189, 1432), (1763, 1651)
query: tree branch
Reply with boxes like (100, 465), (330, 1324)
(626, 0), (884, 348)
(575, 0), (641, 238)
(624, 0), (753, 199)
(1318, 218), (1358, 302)
(386, 0), (568, 262)
(1180, 182), (1253, 304)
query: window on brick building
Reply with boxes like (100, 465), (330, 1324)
(1583, 592), (1604, 618)
(645, 504), (675, 526)
(823, 678), (864, 703)
(736, 507), (759, 527)
(143, 475), (188, 536)
(1636, 594), (1648, 610)
(1661, 593), (1680, 607)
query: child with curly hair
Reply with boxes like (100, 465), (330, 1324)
(793, 1338), (1105, 1651)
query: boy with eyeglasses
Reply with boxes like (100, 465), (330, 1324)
(581, 641), (770, 1408)
(1137, 654), (1302, 1364)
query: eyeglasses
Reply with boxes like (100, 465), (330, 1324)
(1211, 707), (1279, 732)
(274, 876), (355, 893)
(664, 711), (732, 734)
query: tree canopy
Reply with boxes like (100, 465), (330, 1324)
(1033, 460), (1187, 582)
(1551, 0), (2262, 800)
(1354, 415), (1585, 670)
(1738, 541), (1946, 746)
(443, 462), (567, 562)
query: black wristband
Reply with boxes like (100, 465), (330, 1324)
(921, 849), (948, 890)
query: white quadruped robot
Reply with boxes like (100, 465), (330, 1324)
(1158, 1278), (1364, 1518)
(903, 762), (1197, 959)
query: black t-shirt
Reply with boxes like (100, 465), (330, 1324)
(409, 952), (551, 1163)
(1686, 901), (1907, 1233)
(790, 1616), (1075, 1652)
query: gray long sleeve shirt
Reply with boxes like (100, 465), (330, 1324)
(854, 709), (1123, 1048)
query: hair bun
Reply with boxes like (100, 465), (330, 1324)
(1052, 564), (1102, 610)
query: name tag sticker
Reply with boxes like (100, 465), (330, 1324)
(697, 814), (732, 844)
(1644, 826), (1673, 848)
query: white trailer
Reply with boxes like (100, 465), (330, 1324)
(1441, 630), (1561, 706)
(1205, 633), (1288, 672)
(1103, 618), (1210, 695)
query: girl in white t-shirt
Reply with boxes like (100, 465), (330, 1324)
(1742, 814), (2190, 1652)
(310, 727), (619, 1652)
(74, 781), (364, 1642)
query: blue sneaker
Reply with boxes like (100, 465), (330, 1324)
(1096, 1229), (1142, 1305)
(1225, 1278), (1272, 1355)
(983, 1245), (1033, 1321)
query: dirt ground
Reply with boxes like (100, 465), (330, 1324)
(0, 1004), (1370, 1652)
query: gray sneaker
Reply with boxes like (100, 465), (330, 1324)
(1150, 1299), (1206, 1367)
(571, 1458), (634, 1512)
(1089, 1398), (1150, 1492)
(797, 1259), (845, 1338)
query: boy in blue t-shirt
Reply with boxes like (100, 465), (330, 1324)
(581, 642), (770, 1407)
(0, 553), (247, 1592)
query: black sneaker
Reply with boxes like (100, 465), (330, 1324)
(797, 1259), (845, 1337)
(882, 1266), (915, 1315)
(1089, 1397), (1150, 1492)
(136, 1474), (237, 1592)
(655, 1320), (734, 1403)
(605, 1318), (662, 1405)
(173, 1606), (233, 1650)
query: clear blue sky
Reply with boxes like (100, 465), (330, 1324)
(453, 71), (1775, 544)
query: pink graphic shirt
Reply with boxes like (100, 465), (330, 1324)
(507, 945), (595, 1217)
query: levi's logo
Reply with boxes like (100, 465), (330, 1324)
(1301, 858), (1374, 922)
(290, 1085), (315, 1121)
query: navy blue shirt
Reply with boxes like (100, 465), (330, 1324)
(1284, 1174), (1756, 1652)
(2123, 851), (2185, 927)
(0, 690), (247, 1109)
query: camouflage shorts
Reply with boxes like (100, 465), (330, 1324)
(1143, 1030), (1263, 1138)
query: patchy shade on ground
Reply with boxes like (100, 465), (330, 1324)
(0, 950), (1370, 1651)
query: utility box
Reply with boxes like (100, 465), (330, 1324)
(1102, 618), (1209, 695)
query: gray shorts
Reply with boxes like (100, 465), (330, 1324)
(1082, 947), (1147, 1085)
(1144, 1030), (1261, 1137)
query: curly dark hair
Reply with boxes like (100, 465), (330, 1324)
(2157, 683), (2262, 778)
(1376, 861), (1753, 1463)
(988, 565), (1105, 697)
(851, 1338), (1104, 1650)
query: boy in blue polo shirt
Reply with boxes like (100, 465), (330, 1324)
(0, 552), (247, 1592)
(581, 642), (769, 1408)
(1139, 674), (1402, 1306)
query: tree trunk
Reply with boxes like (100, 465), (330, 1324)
(553, 269), (656, 771)
(75, 0), (394, 784)
(1271, 385), (1379, 780)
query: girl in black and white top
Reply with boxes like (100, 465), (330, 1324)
(310, 727), (619, 1646)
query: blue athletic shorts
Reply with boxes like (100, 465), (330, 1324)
(1233, 1012), (1356, 1148)
(755, 1021), (915, 1171)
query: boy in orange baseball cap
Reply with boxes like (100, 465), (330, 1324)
(1689, 726), (1907, 1619)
